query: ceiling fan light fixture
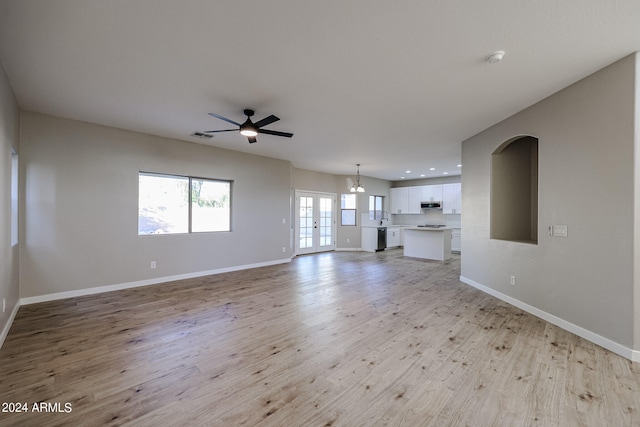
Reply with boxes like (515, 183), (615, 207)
(239, 120), (258, 137)
(206, 109), (293, 143)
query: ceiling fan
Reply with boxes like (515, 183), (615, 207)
(205, 109), (293, 143)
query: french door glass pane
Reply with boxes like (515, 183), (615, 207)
(300, 196), (314, 249)
(319, 197), (332, 247)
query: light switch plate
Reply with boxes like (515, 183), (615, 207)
(552, 225), (568, 237)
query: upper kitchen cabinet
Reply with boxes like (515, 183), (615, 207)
(407, 187), (423, 214)
(423, 185), (443, 202)
(390, 187), (409, 214)
(442, 183), (461, 214)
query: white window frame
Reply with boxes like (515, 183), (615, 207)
(138, 172), (232, 235)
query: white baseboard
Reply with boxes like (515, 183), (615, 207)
(21, 258), (292, 306)
(0, 300), (21, 350)
(335, 247), (361, 252)
(460, 276), (639, 363)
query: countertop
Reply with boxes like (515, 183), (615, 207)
(404, 226), (452, 231)
(362, 225), (459, 230)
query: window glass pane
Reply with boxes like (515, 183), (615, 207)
(375, 196), (383, 219)
(138, 173), (189, 234)
(341, 210), (356, 226)
(341, 193), (356, 226)
(369, 195), (383, 220)
(11, 153), (18, 246)
(341, 193), (356, 209)
(192, 178), (231, 232)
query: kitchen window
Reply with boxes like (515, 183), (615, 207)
(340, 193), (357, 226)
(369, 195), (383, 220)
(138, 172), (231, 235)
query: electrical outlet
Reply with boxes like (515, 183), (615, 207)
(282, 246), (286, 253)
(510, 275), (516, 286)
(150, 261), (156, 269)
(346, 238), (350, 243)
(2, 298), (5, 313)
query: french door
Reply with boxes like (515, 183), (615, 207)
(295, 191), (336, 255)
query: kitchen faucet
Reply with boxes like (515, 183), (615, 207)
(380, 211), (389, 226)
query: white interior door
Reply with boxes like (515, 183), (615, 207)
(296, 191), (336, 255)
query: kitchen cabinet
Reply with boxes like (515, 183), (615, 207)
(387, 227), (401, 248)
(361, 227), (379, 252)
(390, 187), (409, 214)
(442, 183), (461, 214)
(407, 187), (424, 214)
(451, 228), (461, 253)
(423, 185), (443, 202)
(403, 227), (452, 261)
(391, 187), (423, 214)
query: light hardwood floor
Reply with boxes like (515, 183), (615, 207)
(1, 250), (639, 426)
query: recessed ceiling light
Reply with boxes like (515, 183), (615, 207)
(429, 167), (435, 171)
(420, 174), (425, 177)
(405, 170), (411, 174)
(486, 50), (505, 64)
(457, 164), (462, 168)
(400, 177), (405, 179)
(443, 172), (449, 175)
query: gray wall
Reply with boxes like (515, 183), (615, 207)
(0, 61), (19, 337)
(461, 53), (637, 349)
(19, 112), (292, 299)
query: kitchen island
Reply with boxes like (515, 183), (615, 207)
(403, 227), (452, 261)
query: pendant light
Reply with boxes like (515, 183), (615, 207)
(350, 164), (365, 193)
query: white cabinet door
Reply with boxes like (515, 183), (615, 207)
(451, 228), (461, 252)
(423, 185), (443, 202)
(390, 187), (409, 214)
(442, 183), (461, 215)
(387, 228), (401, 247)
(407, 187), (423, 214)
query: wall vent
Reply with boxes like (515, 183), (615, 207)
(190, 131), (214, 139)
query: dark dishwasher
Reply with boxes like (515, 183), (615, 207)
(376, 227), (387, 251)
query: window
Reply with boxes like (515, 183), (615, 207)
(340, 193), (356, 226)
(191, 178), (231, 232)
(138, 172), (231, 235)
(369, 195), (383, 220)
(11, 152), (18, 246)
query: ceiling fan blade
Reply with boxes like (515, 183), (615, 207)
(204, 129), (237, 133)
(258, 129), (293, 138)
(253, 114), (279, 128)
(248, 136), (257, 143)
(208, 113), (241, 127)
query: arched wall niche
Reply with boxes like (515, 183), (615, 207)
(490, 135), (539, 244)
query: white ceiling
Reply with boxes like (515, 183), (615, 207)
(1, 1), (639, 181)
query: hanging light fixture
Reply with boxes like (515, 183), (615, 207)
(350, 163), (365, 193)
